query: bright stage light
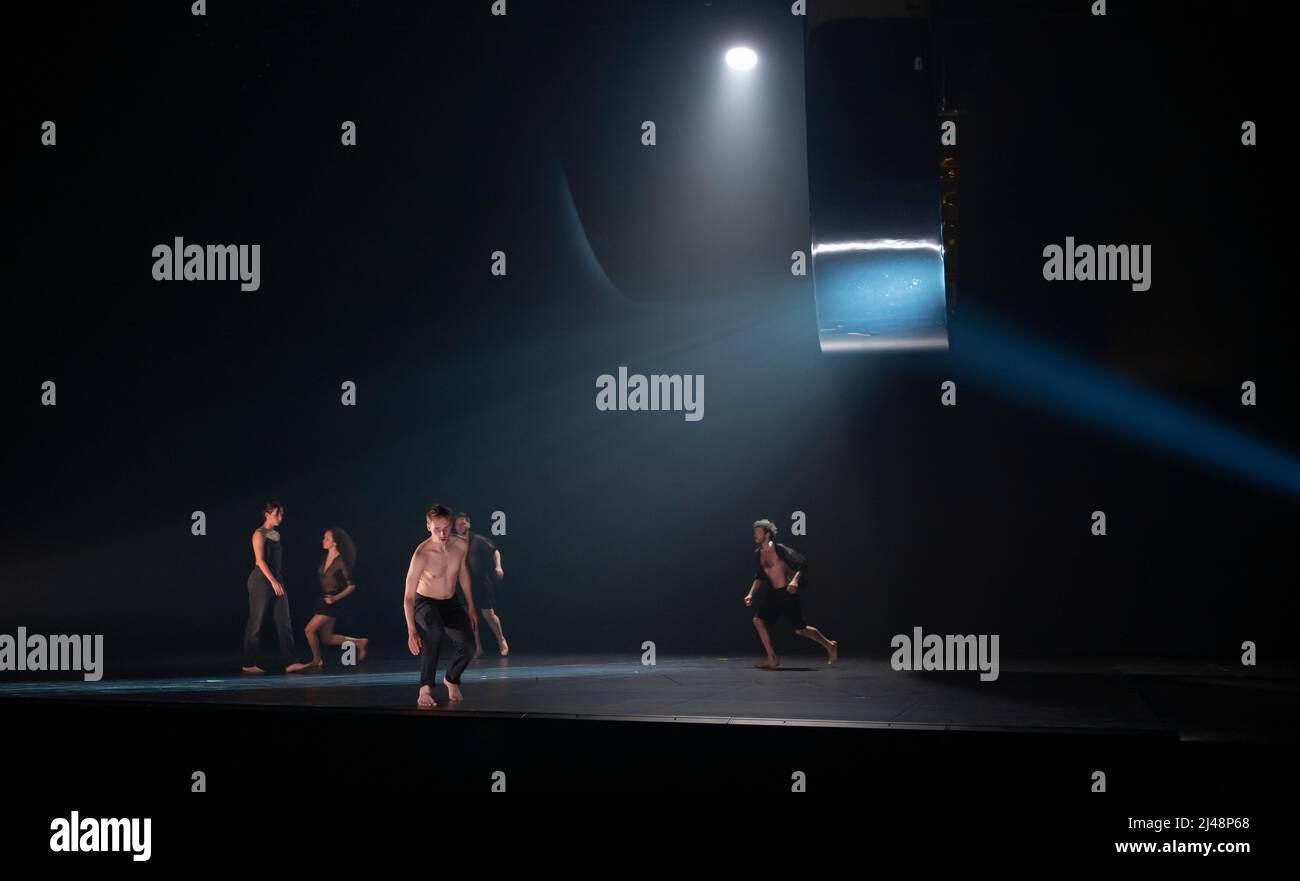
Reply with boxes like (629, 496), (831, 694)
(725, 47), (757, 70)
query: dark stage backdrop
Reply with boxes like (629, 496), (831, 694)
(5, 0), (1293, 674)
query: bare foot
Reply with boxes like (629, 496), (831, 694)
(417, 686), (437, 709)
(444, 677), (464, 701)
(827, 641), (839, 665)
(286, 660), (319, 673)
(754, 658), (780, 669)
(473, 648), (483, 659)
(499, 639), (509, 657)
(355, 639), (368, 662)
(241, 665), (265, 674)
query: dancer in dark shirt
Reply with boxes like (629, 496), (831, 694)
(296, 527), (369, 669)
(241, 501), (297, 673)
(454, 512), (509, 657)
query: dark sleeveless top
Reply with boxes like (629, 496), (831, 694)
(318, 555), (352, 596)
(256, 528), (283, 582)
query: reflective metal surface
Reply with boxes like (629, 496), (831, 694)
(805, 12), (949, 352)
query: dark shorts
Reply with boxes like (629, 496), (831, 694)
(753, 585), (806, 630)
(313, 593), (348, 624)
(470, 577), (496, 610)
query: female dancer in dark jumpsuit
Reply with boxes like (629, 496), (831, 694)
(241, 501), (298, 673)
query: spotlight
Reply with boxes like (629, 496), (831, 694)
(725, 47), (757, 70)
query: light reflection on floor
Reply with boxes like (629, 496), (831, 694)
(0, 657), (717, 698)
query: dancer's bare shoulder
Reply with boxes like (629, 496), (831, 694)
(409, 537), (437, 565)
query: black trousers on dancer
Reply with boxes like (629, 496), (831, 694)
(414, 595), (474, 687)
(243, 571), (294, 667)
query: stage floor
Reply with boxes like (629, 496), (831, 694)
(3, 653), (1295, 741)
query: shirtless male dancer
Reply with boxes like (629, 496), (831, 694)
(403, 504), (479, 708)
(744, 518), (838, 668)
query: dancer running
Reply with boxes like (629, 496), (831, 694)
(744, 518), (838, 668)
(453, 512), (508, 658)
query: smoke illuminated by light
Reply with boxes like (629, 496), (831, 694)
(955, 310), (1300, 499)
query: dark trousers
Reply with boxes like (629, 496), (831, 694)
(243, 572), (294, 667)
(414, 595), (474, 687)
